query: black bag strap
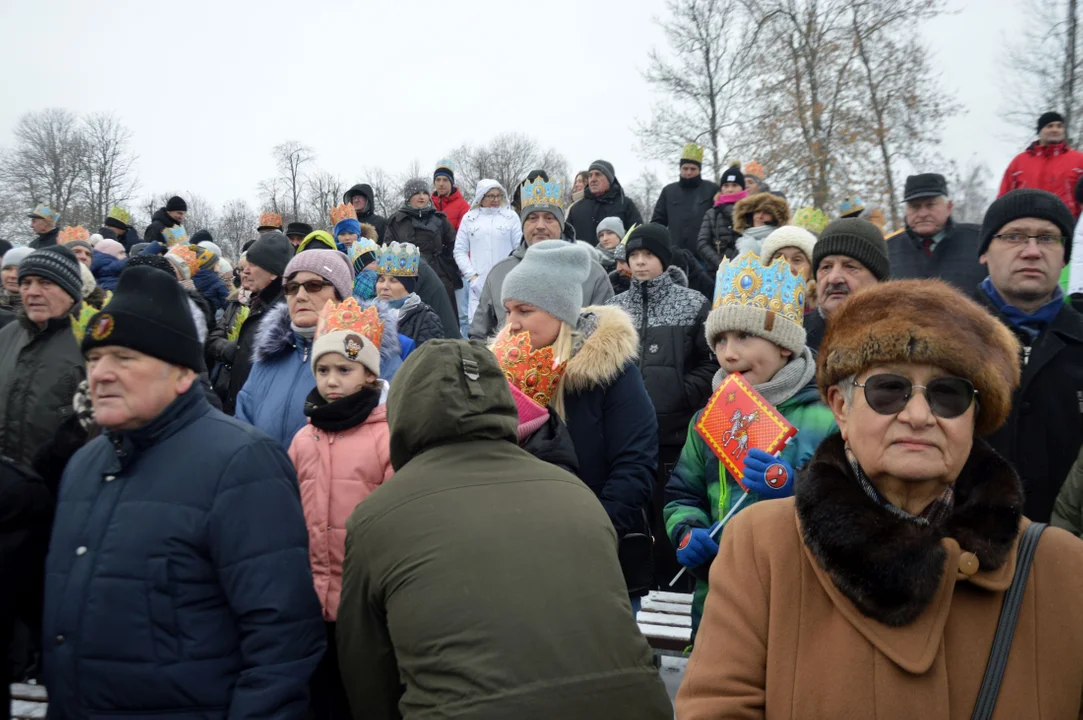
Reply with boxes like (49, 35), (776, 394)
(971, 522), (1047, 720)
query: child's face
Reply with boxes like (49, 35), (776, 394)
(629, 248), (664, 282)
(714, 331), (792, 386)
(316, 353), (378, 402)
(720, 182), (743, 195)
(376, 275), (409, 300)
(598, 230), (621, 249)
(338, 232), (358, 248)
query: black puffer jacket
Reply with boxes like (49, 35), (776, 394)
(608, 267), (717, 448)
(697, 200), (740, 271)
(385, 206), (462, 300)
(651, 177), (720, 254)
(225, 279), (285, 415)
(567, 179), (644, 247)
(397, 295), (444, 347)
(30, 227), (60, 248)
(343, 183), (388, 243)
(143, 208), (180, 246)
(520, 409), (580, 476)
(206, 295), (246, 403)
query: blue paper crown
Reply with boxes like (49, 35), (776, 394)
(839, 195), (865, 215)
(520, 177), (565, 212)
(713, 251), (805, 325)
(30, 204), (61, 224)
(376, 241), (420, 278)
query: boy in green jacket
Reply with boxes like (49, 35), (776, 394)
(664, 251), (837, 632)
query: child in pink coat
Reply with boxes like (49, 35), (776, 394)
(288, 297), (392, 720)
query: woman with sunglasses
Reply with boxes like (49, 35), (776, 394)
(678, 278), (1083, 719)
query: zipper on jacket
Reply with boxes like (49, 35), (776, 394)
(639, 284), (649, 366)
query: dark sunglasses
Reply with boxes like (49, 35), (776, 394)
(284, 279), (333, 296)
(852, 374), (977, 419)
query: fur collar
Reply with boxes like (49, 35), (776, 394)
(733, 193), (791, 233)
(563, 305), (639, 394)
(252, 303), (296, 363)
(796, 434), (1023, 627)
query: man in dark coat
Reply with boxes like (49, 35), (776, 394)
(344, 183), (387, 243)
(337, 340), (672, 719)
(976, 189), (1083, 522)
(651, 144), (720, 255)
(143, 195), (187, 247)
(27, 203), (61, 248)
(102, 206), (140, 252)
(43, 266), (325, 719)
(886, 173), (986, 292)
(567, 159), (644, 245)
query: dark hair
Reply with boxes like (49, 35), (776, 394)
(0, 240), (11, 257)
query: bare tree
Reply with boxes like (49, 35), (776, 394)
(363, 167), (398, 219)
(306, 170), (344, 230)
(271, 141), (314, 223)
(256, 177), (287, 218)
(140, 192), (217, 241)
(218, 199), (258, 261)
(628, 170), (664, 221)
(0, 108), (87, 223)
(943, 158), (994, 225)
(81, 113), (138, 226)
(443, 133), (569, 202)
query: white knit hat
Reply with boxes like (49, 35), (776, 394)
(311, 330), (381, 378)
(759, 225), (816, 266)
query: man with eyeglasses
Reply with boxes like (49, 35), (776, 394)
(977, 188), (1083, 522)
(886, 173), (986, 292)
(999, 111), (1083, 218)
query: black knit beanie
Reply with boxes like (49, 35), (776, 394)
(166, 196), (187, 212)
(246, 230), (294, 276)
(625, 223), (673, 269)
(126, 253), (177, 278)
(82, 265), (202, 371)
(18, 245), (83, 303)
(979, 188), (1075, 263)
(589, 160), (616, 185)
(720, 164), (746, 189)
(1037, 111), (1065, 134)
(812, 218), (891, 281)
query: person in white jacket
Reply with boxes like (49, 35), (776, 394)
(455, 179), (523, 326)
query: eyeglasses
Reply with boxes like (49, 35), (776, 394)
(991, 233), (1065, 247)
(284, 279), (333, 296)
(852, 374), (977, 419)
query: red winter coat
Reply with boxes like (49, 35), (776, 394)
(999, 141), (1083, 217)
(432, 188), (471, 231)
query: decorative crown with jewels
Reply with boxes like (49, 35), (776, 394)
(792, 206), (830, 235)
(680, 143), (705, 163)
(316, 297), (384, 351)
(30, 203), (61, 224)
(258, 211), (282, 228)
(107, 206), (131, 225)
(713, 251), (805, 325)
(838, 195), (866, 216)
(520, 176), (564, 213)
(492, 330), (568, 409)
(376, 241), (420, 278)
(162, 226), (188, 246)
(59, 225), (90, 244)
(744, 160), (766, 178)
(330, 203), (356, 226)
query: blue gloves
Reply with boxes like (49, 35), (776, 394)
(742, 448), (795, 498)
(676, 527), (720, 569)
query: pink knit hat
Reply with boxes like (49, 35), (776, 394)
(283, 249), (353, 300)
(95, 238), (127, 259)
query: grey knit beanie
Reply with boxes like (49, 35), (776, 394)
(2, 246), (34, 270)
(589, 160), (616, 185)
(403, 178), (431, 203)
(501, 240), (591, 326)
(812, 218), (890, 281)
(18, 245), (83, 303)
(596, 216), (626, 241)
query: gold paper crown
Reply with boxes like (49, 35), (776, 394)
(713, 251), (805, 325)
(162, 226), (188, 246)
(520, 177), (565, 213)
(107, 206), (131, 225)
(792, 206), (830, 235)
(316, 297), (384, 350)
(680, 143), (705, 164)
(744, 161), (766, 178)
(167, 244), (200, 277)
(330, 203), (357, 226)
(258, 211), (282, 229)
(492, 331), (568, 409)
(59, 225), (90, 244)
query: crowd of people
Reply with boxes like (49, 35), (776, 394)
(2, 110), (1083, 718)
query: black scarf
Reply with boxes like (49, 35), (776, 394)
(303, 385), (381, 432)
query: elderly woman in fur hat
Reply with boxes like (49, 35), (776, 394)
(677, 279), (1083, 719)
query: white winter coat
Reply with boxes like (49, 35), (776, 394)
(454, 179), (523, 322)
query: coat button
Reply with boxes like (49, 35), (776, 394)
(75, 546), (87, 556)
(104, 475), (115, 482)
(958, 551), (979, 576)
(55, 635), (64, 645)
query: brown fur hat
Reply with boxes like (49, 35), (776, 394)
(734, 193), (791, 233)
(817, 279), (1021, 436)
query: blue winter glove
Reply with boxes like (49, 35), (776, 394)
(676, 527), (720, 569)
(741, 448), (795, 498)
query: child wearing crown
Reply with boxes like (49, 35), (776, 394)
(374, 242), (443, 346)
(288, 297), (393, 720)
(664, 252), (836, 634)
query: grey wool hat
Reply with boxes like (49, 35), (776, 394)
(403, 178), (431, 202)
(501, 240), (591, 326)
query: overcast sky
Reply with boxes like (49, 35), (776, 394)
(0, 0), (1031, 209)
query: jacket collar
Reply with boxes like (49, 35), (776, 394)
(105, 384), (209, 458)
(1027, 140), (1073, 157)
(630, 265), (687, 296)
(251, 302), (309, 363)
(796, 433), (1023, 631)
(563, 305), (639, 393)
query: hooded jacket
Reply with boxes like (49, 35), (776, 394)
(43, 386), (325, 720)
(143, 207), (180, 246)
(90, 250), (127, 292)
(289, 385), (392, 622)
(30, 226), (60, 249)
(562, 305), (658, 595)
(385, 204), (462, 298)
(395, 293), (444, 347)
(454, 180), (523, 314)
(999, 140), (1083, 217)
(697, 192), (745, 271)
(343, 184), (388, 242)
(608, 266), (717, 447)
(192, 268), (229, 312)
(651, 175), (721, 254)
(431, 186), (471, 232)
(468, 237), (615, 340)
(336, 340), (672, 720)
(677, 434), (1083, 720)
(567, 177), (645, 247)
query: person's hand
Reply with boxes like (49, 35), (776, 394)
(676, 527), (720, 569)
(742, 448), (795, 498)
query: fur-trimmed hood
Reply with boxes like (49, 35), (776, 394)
(733, 193), (791, 233)
(796, 433), (1023, 628)
(564, 304), (639, 394)
(359, 223), (378, 242)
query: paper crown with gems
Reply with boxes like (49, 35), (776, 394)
(59, 226), (90, 244)
(792, 206), (830, 235)
(520, 176), (565, 213)
(29, 203), (61, 224)
(680, 143), (705, 164)
(330, 203), (356, 226)
(376, 241), (420, 277)
(744, 161), (766, 178)
(706, 251), (806, 355)
(107, 206), (132, 225)
(350, 236), (380, 264)
(162, 226), (188, 246)
(838, 195), (866, 217)
(492, 330), (568, 409)
(316, 297), (384, 350)
(258, 211), (282, 229)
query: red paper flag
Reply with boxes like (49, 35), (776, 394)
(695, 373), (797, 491)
